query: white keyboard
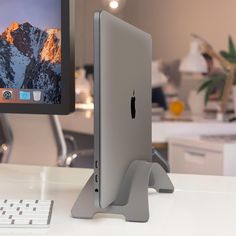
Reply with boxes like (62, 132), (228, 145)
(0, 200), (53, 228)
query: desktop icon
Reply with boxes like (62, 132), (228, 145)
(19, 91), (31, 100)
(2, 90), (13, 100)
(131, 90), (136, 119)
(33, 91), (42, 102)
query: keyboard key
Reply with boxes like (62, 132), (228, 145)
(36, 207), (50, 211)
(0, 215), (10, 219)
(37, 201), (51, 205)
(16, 208), (35, 212)
(22, 211), (48, 216)
(13, 219), (30, 225)
(0, 219), (12, 225)
(13, 214), (48, 220)
(32, 219), (48, 225)
(4, 212), (20, 216)
(6, 200), (21, 204)
(21, 200), (37, 204)
(0, 204), (13, 208)
(2, 207), (20, 211)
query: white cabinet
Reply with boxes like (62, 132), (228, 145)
(169, 136), (236, 176)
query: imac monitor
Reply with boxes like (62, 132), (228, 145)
(0, 0), (75, 114)
(94, 11), (152, 208)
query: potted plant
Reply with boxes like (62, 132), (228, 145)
(198, 36), (236, 110)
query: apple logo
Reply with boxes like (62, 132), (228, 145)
(131, 90), (136, 119)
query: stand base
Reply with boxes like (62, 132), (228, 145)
(71, 160), (174, 222)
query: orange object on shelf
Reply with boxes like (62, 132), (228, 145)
(169, 100), (185, 116)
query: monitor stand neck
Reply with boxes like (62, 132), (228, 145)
(71, 160), (174, 222)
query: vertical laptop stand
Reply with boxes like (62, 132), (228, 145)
(71, 160), (174, 222)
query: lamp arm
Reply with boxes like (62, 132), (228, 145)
(191, 34), (232, 69)
(221, 65), (236, 113)
(203, 44), (232, 70)
(192, 34), (236, 115)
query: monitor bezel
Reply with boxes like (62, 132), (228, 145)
(0, 0), (75, 115)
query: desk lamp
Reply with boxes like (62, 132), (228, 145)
(180, 34), (236, 118)
(179, 39), (208, 74)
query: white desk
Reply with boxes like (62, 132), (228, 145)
(169, 135), (236, 176)
(59, 111), (236, 143)
(152, 120), (236, 143)
(1, 164), (236, 236)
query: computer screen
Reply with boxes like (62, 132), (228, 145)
(0, 0), (74, 114)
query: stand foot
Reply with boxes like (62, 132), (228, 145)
(71, 160), (174, 222)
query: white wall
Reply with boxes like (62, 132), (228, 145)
(76, 0), (236, 66)
(75, 0), (86, 67)
(75, 0), (125, 66)
(123, 0), (236, 62)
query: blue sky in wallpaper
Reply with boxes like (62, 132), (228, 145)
(0, 0), (61, 33)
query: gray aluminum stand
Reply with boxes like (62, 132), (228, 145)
(71, 160), (174, 222)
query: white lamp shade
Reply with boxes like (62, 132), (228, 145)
(179, 41), (208, 73)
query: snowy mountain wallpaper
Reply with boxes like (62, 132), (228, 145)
(0, 0), (61, 104)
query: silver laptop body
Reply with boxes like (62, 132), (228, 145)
(94, 11), (152, 208)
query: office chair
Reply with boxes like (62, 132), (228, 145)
(63, 131), (94, 168)
(0, 114), (13, 163)
(152, 148), (170, 173)
(1, 114), (68, 166)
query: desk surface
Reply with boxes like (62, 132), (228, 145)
(1, 164), (236, 236)
(60, 110), (236, 143)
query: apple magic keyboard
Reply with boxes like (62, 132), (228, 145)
(0, 199), (53, 228)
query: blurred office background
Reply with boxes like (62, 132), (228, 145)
(3, 0), (236, 176)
